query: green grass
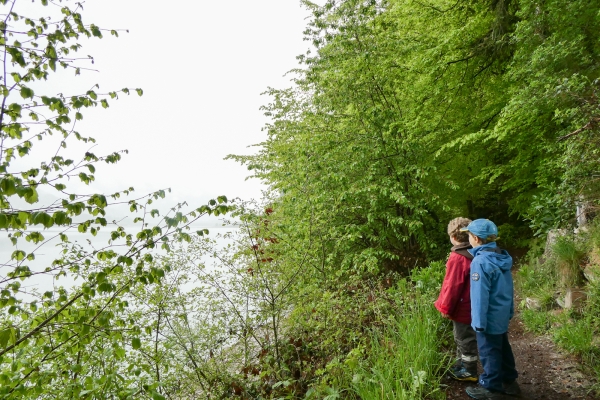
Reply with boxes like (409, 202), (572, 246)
(520, 309), (556, 334)
(553, 235), (586, 287)
(516, 261), (556, 295)
(350, 292), (447, 400)
(305, 262), (454, 399)
(554, 316), (598, 356)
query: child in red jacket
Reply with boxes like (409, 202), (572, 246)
(435, 217), (478, 382)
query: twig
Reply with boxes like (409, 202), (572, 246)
(557, 118), (600, 141)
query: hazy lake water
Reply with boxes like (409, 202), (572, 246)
(0, 221), (237, 297)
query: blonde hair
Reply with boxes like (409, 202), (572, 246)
(447, 217), (472, 243)
(474, 234), (497, 244)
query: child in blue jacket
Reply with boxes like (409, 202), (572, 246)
(460, 219), (521, 399)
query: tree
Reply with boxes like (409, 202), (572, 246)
(0, 1), (230, 397)
(231, 0), (520, 273)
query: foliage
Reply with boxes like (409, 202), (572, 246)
(410, 261), (446, 296)
(351, 293), (446, 400)
(228, 0), (600, 282)
(228, 0), (600, 388)
(211, 0), (600, 396)
(348, 263), (449, 400)
(0, 1), (230, 398)
(3, 0), (600, 397)
(141, 201), (452, 400)
(554, 314), (600, 366)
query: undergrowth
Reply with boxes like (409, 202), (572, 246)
(349, 264), (449, 400)
(516, 222), (600, 392)
(297, 261), (452, 399)
(350, 294), (447, 399)
(226, 260), (454, 399)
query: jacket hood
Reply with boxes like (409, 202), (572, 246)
(451, 242), (473, 260)
(469, 242), (512, 272)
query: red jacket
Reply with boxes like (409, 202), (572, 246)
(434, 244), (473, 325)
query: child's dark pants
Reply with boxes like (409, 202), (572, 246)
(453, 321), (478, 370)
(476, 331), (518, 392)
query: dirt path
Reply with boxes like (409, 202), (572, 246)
(442, 317), (598, 399)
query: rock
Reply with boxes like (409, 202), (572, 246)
(525, 297), (542, 310)
(551, 309), (564, 317)
(564, 288), (587, 310)
(583, 264), (600, 283)
(576, 198), (593, 228)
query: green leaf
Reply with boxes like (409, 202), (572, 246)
(90, 24), (102, 38)
(18, 212), (29, 224)
(114, 347), (125, 359)
(131, 337), (141, 350)
(23, 187), (38, 204)
(151, 392), (166, 400)
(0, 178), (16, 195)
(0, 328), (11, 348)
(32, 212), (54, 228)
(11, 250), (26, 261)
(19, 86), (34, 99)
(53, 211), (70, 225)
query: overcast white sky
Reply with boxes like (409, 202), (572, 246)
(2, 0), (328, 278)
(52, 0), (320, 206)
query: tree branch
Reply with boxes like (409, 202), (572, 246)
(557, 117), (600, 141)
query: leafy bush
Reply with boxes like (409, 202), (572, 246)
(517, 260), (558, 310)
(410, 261), (446, 299)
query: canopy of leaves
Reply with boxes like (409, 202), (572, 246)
(232, 0), (600, 273)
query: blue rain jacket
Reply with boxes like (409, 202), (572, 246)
(468, 242), (514, 334)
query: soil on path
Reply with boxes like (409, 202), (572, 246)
(442, 317), (598, 399)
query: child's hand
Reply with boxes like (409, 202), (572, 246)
(441, 313), (451, 319)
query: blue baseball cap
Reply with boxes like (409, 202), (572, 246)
(460, 219), (498, 240)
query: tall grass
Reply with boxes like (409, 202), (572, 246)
(553, 235), (586, 287)
(351, 291), (447, 400)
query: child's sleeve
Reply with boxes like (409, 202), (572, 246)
(470, 259), (491, 331)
